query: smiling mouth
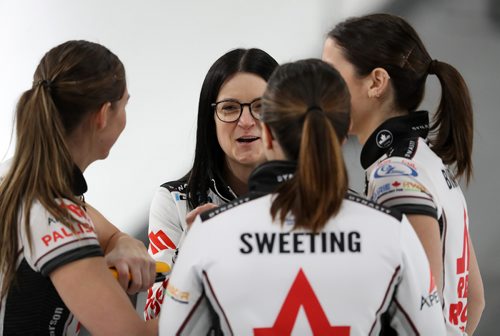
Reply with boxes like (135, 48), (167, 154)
(236, 136), (260, 143)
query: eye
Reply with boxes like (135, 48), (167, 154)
(219, 102), (240, 114)
(251, 100), (263, 113)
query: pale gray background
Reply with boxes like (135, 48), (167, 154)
(0, 0), (498, 333)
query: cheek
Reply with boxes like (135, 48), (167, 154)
(215, 121), (234, 151)
(120, 112), (127, 131)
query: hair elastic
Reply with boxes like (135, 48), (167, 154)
(34, 79), (53, 90)
(306, 106), (325, 116)
(427, 59), (439, 75)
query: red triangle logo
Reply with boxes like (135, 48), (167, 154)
(253, 269), (351, 335)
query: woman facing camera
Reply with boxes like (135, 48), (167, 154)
(145, 48), (278, 319)
(158, 59), (446, 335)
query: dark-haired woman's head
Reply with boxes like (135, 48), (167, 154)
(323, 13), (473, 180)
(260, 59), (350, 232)
(187, 48), (279, 208)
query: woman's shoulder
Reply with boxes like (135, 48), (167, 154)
(160, 177), (189, 194)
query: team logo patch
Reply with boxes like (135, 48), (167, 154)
(374, 161), (418, 178)
(253, 269), (351, 335)
(376, 130), (393, 148)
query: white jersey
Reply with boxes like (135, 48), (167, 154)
(361, 111), (470, 334)
(145, 176), (236, 319)
(0, 160), (103, 336)
(159, 161), (446, 335)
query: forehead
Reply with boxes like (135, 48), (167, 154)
(321, 38), (346, 67)
(217, 72), (267, 101)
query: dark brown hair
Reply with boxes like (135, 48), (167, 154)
(328, 13), (473, 181)
(0, 40), (126, 297)
(185, 48), (278, 208)
(261, 59), (351, 232)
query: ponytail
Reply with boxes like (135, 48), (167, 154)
(0, 84), (80, 298)
(0, 40), (126, 298)
(428, 60), (473, 182)
(261, 59), (350, 232)
(270, 109), (348, 232)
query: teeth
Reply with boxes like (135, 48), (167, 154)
(237, 136), (259, 143)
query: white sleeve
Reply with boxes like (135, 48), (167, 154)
(145, 186), (186, 320)
(390, 216), (446, 334)
(159, 220), (212, 335)
(23, 199), (103, 276)
(368, 158), (438, 219)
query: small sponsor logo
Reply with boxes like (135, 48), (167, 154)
(411, 124), (429, 131)
(41, 222), (96, 247)
(373, 183), (391, 200)
(166, 283), (190, 304)
(174, 193), (187, 201)
(49, 307), (64, 335)
(374, 161), (418, 178)
(376, 130), (393, 148)
(421, 275), (440, 310)
(277, 173), (293, 183)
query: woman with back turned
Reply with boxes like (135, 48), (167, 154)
(158, 59), (446, 335)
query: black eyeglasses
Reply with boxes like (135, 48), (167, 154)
(211, 98), (263, 123)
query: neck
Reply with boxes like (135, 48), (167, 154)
(356, 105), (407, 145)
(66, 133), (92, 173)
(224, 160), (257, 196)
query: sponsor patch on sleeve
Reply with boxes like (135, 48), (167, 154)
(373, 160), (419, 179)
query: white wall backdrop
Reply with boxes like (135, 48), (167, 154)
(0, 0), (386, 234)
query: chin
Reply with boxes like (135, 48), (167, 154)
(238, 155), (266, 167)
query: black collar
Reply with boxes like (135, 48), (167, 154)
(71, 165), (88, 196)
(248, 160), (296, 195)
(208, 170), (237, 203)
(360, 111), (430, 169)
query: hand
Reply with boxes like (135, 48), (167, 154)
(105, 233), (156, 294)
(185, 203), (218, 229)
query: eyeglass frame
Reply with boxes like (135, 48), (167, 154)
(211, 97), (263, 123)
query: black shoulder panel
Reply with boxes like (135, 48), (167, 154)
(161, 179), (188, 193)
(199, 191), (265, 222)
(387, 137), (420, 160)
(345, 191), (403, 221)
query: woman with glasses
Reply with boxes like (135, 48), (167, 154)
(145, 48), (278, 319)
(159, 59), (446, 335)
(322, 13), (484, 334)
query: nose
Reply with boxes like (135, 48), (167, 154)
(237, 105), (256, 128)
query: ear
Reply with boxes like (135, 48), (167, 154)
(260, 122), (274, 150)
(367, 67), (391, 98)
(94, 102), (112, 131)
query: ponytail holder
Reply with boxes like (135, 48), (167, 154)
(306, 106), (324, 116)
(427, 59), (439, 75)
(34, 79), (53, 90)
